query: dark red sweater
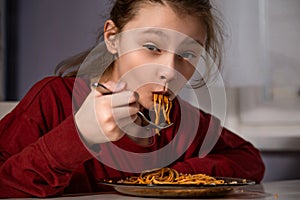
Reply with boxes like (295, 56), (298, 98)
(0, 76), (265, 198)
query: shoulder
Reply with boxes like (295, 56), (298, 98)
(13, 76), (89, 115)
(0, 77), (78, 132)
(28, 76), (76, 93)
(175, 97), (217, 121)
(23, 76), (89, 100)
(18, 77), (74, 106)
(173, 97), (221, 132)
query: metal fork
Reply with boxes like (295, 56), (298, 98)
(136, 111), (173, 130)
(92, 82), (174, 130)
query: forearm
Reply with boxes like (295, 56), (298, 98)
(170, 128), (265, 183)
(0, 140), (70, 198)
(171, 150), (265, 183)
(0, 116), (93, 198)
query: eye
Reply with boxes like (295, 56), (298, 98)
(179, 51), (197, 60)
(143, 43), (161, 53)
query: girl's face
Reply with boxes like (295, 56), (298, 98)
(105, 3), (207, 109)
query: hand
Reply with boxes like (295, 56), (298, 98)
(75, 81), (140, 146)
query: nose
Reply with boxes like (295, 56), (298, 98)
(158, 53), (177, 83)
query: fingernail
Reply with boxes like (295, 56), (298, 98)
(133, 91), (139, 101)
(115, 81), (126, 91)
(129, 91), (139, 103)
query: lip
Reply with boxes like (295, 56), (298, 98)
(152, 90), (171, 97)
(152, 90), (176, 102)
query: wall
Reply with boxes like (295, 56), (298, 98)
(0, 0), (5, 100)
(16, 0), (109, 99)
(212, 0), (300, 182)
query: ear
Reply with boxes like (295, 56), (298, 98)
(104, 20), (119, 54)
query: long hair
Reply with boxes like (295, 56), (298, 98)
(54, 0), (225, 88)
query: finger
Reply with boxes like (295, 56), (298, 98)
(115, 113), (139, 128)
(92, 81), (126, 95)
(111, 91), (139, 107)
(102, 81), (127, 93)
(117, 116), (152, 138)
(112, 103), (140, 119)
(92, 83), (113, 95)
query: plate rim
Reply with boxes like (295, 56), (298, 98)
(98, 176), (256, 188)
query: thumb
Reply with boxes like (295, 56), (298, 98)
(107, 81), (127, 93)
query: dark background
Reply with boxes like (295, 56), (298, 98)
(4, 0), (109, 100)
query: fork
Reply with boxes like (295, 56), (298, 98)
(136, 111), (174, 130)
(92, 82), (174, 131)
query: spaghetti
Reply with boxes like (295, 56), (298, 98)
(118, 168), (225, 185)
(153, 94), (172, 135)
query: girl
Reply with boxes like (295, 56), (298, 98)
(0, 0), (265, 198)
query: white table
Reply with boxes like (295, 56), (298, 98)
(12, 179), (300, 200)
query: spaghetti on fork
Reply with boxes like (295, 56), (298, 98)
(153, 93), (172, 135)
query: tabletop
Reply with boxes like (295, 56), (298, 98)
(11, 179), (300, 200)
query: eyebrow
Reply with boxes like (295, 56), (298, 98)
(141, 29), (169, 40)
(141, 28), (204, 47)
(182, 38), (204, 48)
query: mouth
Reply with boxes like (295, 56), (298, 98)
(152, 90), (172, 98)
(151, 92), (173, 135)
(152, 90), (176, 103)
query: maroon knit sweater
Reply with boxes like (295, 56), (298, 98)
(0, 76), (264, 198)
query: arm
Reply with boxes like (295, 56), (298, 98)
(170, 108), (265, 183)
(0, 77), (93, 198)
(171, 129), (265, 183)
(0, 116), (93, 198)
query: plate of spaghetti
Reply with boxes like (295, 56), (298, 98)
(98, 168), (255, 198)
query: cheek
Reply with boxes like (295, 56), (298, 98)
(177, 63), (195, 80)
(134, 84), (156, 109)
(117, 53), (159, 92)
(118, 52), (153, 75)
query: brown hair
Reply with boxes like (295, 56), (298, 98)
(54, 0), (225, 87)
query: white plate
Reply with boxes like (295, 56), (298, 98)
(98, 177), (255, 198)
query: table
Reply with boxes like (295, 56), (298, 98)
(13, 179), (300, 200)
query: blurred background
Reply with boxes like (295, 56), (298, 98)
(0, 0), (299, 182)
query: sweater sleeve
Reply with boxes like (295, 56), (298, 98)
(0, 77), (93, 198)
(170, 108), (265, 183)
(171, 129), (265, 183)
